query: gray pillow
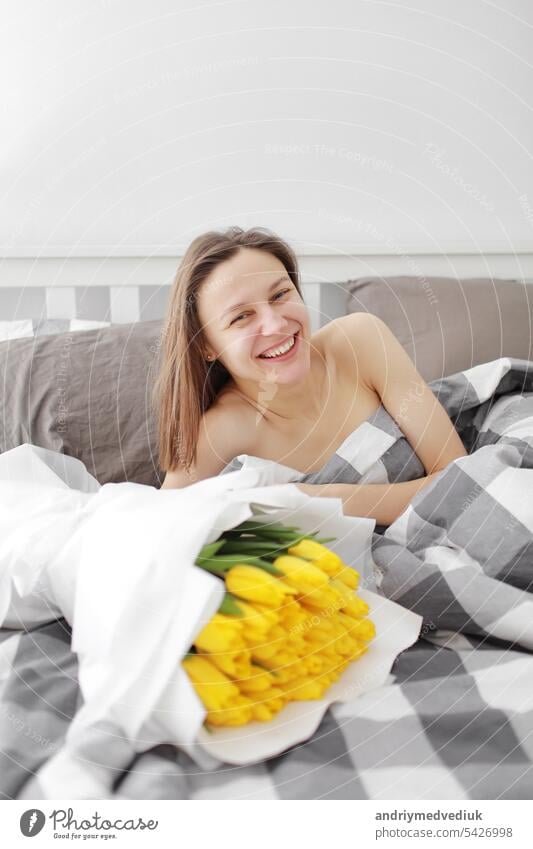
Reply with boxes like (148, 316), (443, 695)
(345, 276), (533, 381)
(0, 320), (164, 487)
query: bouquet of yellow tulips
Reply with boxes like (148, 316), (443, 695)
(182, 519), (376, 728)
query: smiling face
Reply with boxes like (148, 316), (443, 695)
(197, 247), (311, 387)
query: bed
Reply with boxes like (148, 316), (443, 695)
(1, 274), (533, 800)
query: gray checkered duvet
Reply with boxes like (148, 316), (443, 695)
(2, 357), (533, 800)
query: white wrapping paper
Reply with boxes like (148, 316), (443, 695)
(0, 443), (422, 773)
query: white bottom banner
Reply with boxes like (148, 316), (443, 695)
(2, 799), (529, 848)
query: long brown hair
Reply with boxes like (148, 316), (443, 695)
(152, 226), (303, 473)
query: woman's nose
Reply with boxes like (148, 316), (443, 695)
(257, 305), (289, 334)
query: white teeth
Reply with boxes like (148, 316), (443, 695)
(259, 334), (296, 358)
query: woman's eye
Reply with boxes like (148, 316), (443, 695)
(230, 290), (290, 325)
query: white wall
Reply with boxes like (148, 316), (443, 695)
(1, 0), (532, 271)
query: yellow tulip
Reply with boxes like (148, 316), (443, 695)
(250, 625), (286, 661)
(330, 580), (370, 618)
(251, 644), (281, 662)
(270, 663), (303, 684)
(193, 613), (245, 654)
(262, 686), (287, 712)
(316, 672), (334, 688)
(204, 649), (252, 680)
(273, 555), (329, 594)
(334, 633), (359, 657)
(225, 565), (298, 607)
(206, 694), (254, 727)
(245, 686), (287, 716)
(259, 652), (305, 675)
(239, 665), (276, 693)
(270, 649), (299, 668)
(252, 703), (276, 721)
(336, 566), (360, 590)
(331, 619), (350, 638)
(280, 676), (328, 701)
(278, 598), (309, 629)
(299, 583), (345, 611)
(312, 616), (336, 635)
(236, 601), (279, 643)
(288, 539), (344, 576)
(328, 578), (352, 604)
(182, 655), (239, 711)
(336, 611), (375, 643)
(303, 630), (331, 652)
(301, 654), (325, 675)
(284, 631), (305, 651)
(348, 618), (376, 642)
(336, 610), (362, 632)
(320, 649), (344, 667)
(238, 600), (279, 627)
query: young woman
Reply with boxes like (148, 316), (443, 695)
(154, 226), (467, 526)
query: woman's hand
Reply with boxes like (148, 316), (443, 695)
(294, 472), (443, 526)
(294, 482), (328, 497)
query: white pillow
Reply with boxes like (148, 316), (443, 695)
(0, 319), (111, 342)
(0, 320), (34, 341)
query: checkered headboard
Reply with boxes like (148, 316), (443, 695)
(0, 286), (172, 323)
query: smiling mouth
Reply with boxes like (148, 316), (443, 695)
(257, 331), (299, 359)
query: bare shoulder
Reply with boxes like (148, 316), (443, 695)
(205, 389), (256, 449)
(321, 313), (381, 387)
(326, 312), (384, 352)
(160, 392), (255, 489)
(200, 394), (256, 463)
